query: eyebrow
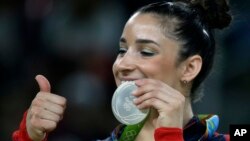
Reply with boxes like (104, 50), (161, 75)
(119, 37), (160, 47)
(120, 37), (126, 43)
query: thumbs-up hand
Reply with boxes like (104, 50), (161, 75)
(26, 75), (67, 141)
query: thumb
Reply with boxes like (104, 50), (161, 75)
(35, 74), (51, 92)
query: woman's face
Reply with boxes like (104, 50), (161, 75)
(113, 13), (182, 88)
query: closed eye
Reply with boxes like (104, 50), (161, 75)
(117, 48), (127, 56)
(140, 49), (156, 57)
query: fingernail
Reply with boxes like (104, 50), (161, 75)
(133, 98), (138, 104)
(132, 90), (136, 96)
(137, 105), (142, 109)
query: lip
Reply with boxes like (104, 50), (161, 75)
(119, 77), (139, 82)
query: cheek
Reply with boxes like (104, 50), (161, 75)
(112, 61), (119, 85)
(162, 57), (180, 87)
(112, 61), (118, 76)
(143, 57), (176, 82)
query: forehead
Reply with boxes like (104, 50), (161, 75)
(122, 13), (164, 39)
(127, 12), (159, 25)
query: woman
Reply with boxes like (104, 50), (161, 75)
(12, 0), (232, 140)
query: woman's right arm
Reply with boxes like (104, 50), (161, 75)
(12, 75), (67, 141)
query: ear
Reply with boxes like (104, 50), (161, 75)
(179, 55), (202, 82)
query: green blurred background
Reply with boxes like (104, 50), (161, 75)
(0, 0), (249, 140)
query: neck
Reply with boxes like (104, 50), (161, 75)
(183, 97), (194, 127)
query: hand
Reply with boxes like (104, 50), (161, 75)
(133, 79), (185, 128)
(26, 75), (67, 141)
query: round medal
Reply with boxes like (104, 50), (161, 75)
(111, 81), (149, 125)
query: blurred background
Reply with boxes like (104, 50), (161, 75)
(0, 0), (249, 140)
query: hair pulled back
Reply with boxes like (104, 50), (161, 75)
(136, 0), (232, 101)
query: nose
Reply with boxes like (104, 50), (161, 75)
(115, 52), (136, 74)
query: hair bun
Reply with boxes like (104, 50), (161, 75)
(176, 0), (232, 29)
(192, 0), (232, 29)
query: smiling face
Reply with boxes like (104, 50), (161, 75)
(113, 13), (183, 89)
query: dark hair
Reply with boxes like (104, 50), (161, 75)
(136, 0), (232, 102)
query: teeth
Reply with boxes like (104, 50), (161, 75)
(121, 81), (134, 84)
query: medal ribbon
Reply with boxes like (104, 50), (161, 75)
(118, 115), (148, 141)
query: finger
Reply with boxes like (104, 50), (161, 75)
(133, 79), (159, 97)
(134, 91), (175, 105)
(31, 106), (61, 122)
(40, 119), (57, 132)
(31, 117), (57, 133)
(136, 94), (185, 112)
(39, 110), (61, 122)
(36, 92), (67, 106)
(136, 97), (166, 110)
(135, 78), (157, 87)
(134, 79), (182, 98)
(32, 97), (65, 115)
(132, 83), (154, 97)
(42, 100), (65, 115)
(133, 81), (176, 100)
(35, 75), (51, 92)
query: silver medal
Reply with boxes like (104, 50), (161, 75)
(111, 81), (149, 125)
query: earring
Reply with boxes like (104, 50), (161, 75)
(182, 80), (188, 86)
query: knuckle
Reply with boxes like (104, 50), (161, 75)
(52, 123), (57, 130)
(141, 94), (148, 100)
(62, 97), (67, 104)
(43, 123), (53, 132)
(60, 106), (66, 113)
(60, 115), (64, 121)
(143, 100), (150, 106)
(33, 107), (43, 116)
(155, 91), (161, 98)
(57, 107), (63, 114)
(32, 98), (44, 107)
(59, 96), (67, 106)
(55, 115), (60, 122)
(36, 92), (44, 98)
(47, 122), (57, 131)
(55, 106), (65, 116)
